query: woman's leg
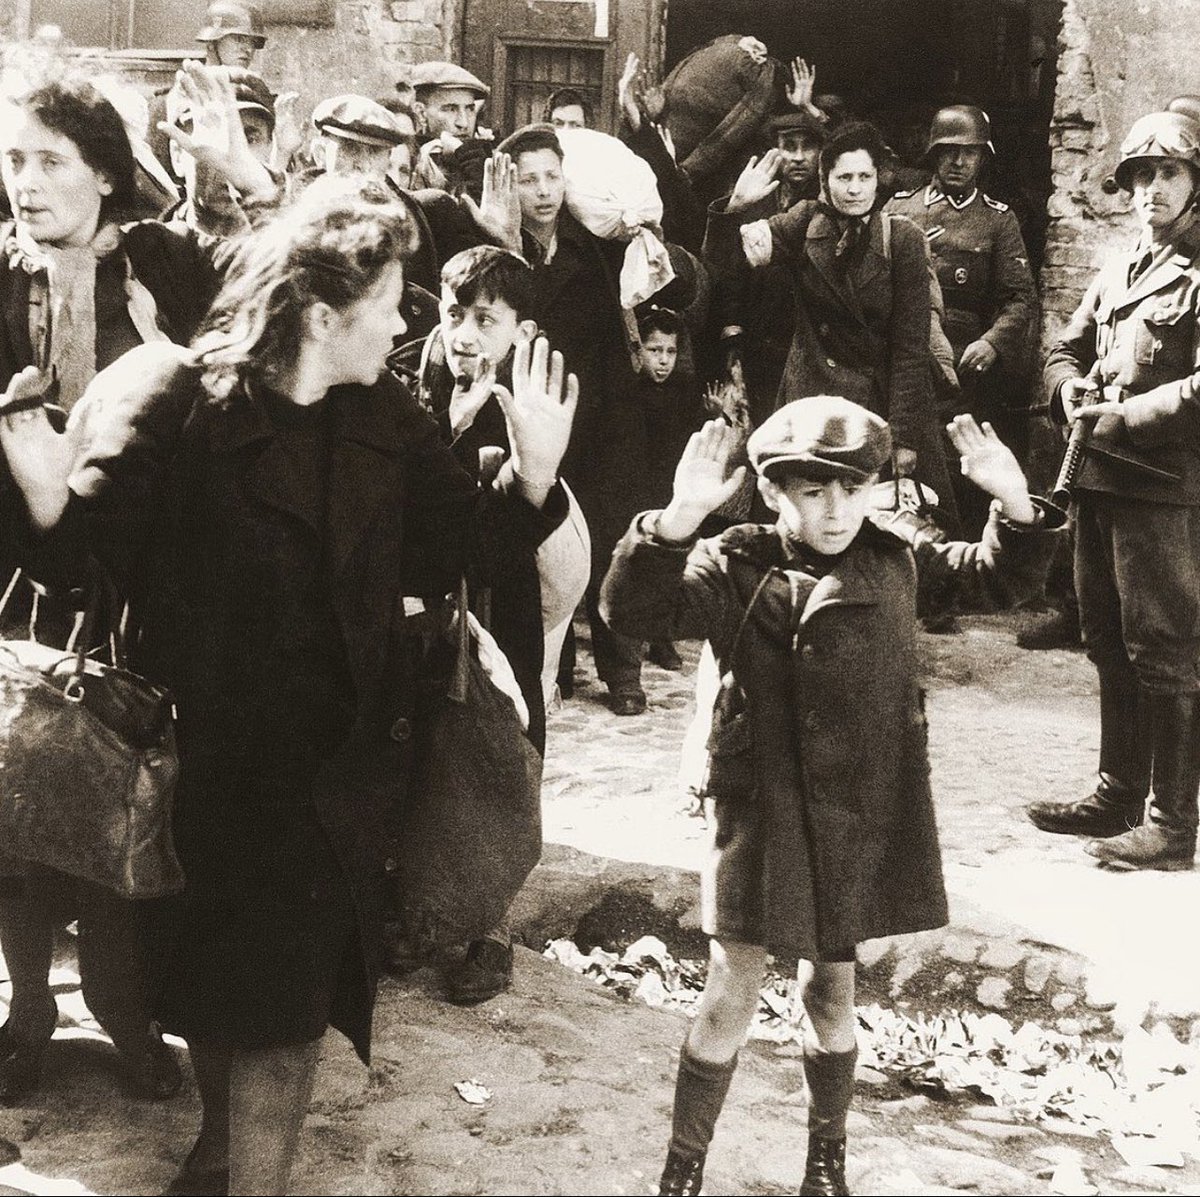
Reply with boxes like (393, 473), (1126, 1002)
(228, 1039), (321, 1196)
(798, 960), (857, 1197)
(0, 882), (61, 1098)
(184, 1043), (232, 1176)
(659, 939), (767, 1195)
(75, 883), (181, 1098)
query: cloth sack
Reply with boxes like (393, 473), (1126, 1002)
(557, 127), (675, 308)
(396, 579), (543, 947)
(0, 571), (183, 899)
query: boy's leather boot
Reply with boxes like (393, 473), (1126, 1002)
(799, 1135), (849, 1196)
(657, 1045), (737, 1195)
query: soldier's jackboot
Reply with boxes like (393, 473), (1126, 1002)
(1027, 668), (1149, 837)
(1088, 693), (1200, 871)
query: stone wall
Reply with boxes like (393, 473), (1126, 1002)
(257, 0), (455, 131)
(1042, 0), (1200, 344)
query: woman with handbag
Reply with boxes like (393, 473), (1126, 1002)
(1, 173), (575, 1195)
(0, 58), (253, 1102)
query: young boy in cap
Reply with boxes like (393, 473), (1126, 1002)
(600, 399), (1058, 1196)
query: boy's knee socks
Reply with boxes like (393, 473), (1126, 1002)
(803, 1043), (858, 1139)
(668, 1042), (739, 1160)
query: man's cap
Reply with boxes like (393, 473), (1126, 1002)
(747, 396), (892, 481)
(409, 61), (490, 99)
(196, 0), (266, 47)
(766, 110), (827, 141)
(311, 94), (409, 147)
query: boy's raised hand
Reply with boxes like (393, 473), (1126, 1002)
(654, 419), (747, 542)
(946, 414), (1037, 524)
(464, 152), (522, 253)
(493, 336), (578, 508)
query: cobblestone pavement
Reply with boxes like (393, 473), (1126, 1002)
(0, 611), (1197, 1195)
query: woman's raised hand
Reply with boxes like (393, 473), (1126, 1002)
(493, 336), (579, 507)
(0, 366), (75, 531)
(728, 151), (782, 215)
(654, 419), (747, 542)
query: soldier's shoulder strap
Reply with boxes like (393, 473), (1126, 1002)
(982, 193), (1011, 212)
(891, 188), (919, 201)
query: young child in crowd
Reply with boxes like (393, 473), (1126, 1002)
(600, 398), (1060, 1196)
(634, 306), (704, 671)
(416, 244), (589, 1003)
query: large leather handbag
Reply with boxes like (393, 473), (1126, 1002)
(395, 578), (542, 947)
(0, 569), (184, 900)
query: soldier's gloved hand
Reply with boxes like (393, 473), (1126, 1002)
(958, 339), (998, 376)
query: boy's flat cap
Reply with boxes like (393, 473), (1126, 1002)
(748, 395), (892, 481)
(311, 94), (408, 146)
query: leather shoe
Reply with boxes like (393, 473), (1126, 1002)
(610, 687), (647, 716)
(164, 1141), (230, 1197)
(647, 642), (684, 671)
(1027, 779), (1144, 838)
(445, 938), (513, 1005)
(1085, 824), (1196, 871)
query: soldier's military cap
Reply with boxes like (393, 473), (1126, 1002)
(196, 0), (266, 47)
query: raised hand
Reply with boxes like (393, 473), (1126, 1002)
(946, 414), (1036, 523)
(0, 366), (75, 531)
(447, 355), (497, 437)
(786, 57), (821, 116)
(158, 61), (274, 197)
(618, 51), (642, 131)
(271, 90), (303, 169)
(463, 152), (522, 252)
(655, 420), (747, 542)
(493, 336), (579, 507)
(728, 150), (782, 214)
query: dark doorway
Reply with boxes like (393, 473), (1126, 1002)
(663, 0), (1063, 269)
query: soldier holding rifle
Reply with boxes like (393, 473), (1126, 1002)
(1027, 111), (1200, 872)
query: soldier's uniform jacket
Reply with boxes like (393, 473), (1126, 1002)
(1045, 224), (1200, 505)
(886, 184), (1036, 371)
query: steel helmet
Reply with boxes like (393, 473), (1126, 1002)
(1114, 111), (1200, 191)
(924, 104), (995, 162)
(1167, 95), (1200, 126)
(196, 1), (266, 48)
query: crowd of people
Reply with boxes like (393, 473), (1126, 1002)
(0, 4), (1198, 1196)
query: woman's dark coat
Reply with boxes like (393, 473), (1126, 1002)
(704, 201), (958, 522)
(600, 507), (1057, 960)
(23, 343), (564, 1061)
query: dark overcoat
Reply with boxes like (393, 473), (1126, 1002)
(26, 343), (563, 1061)
(600, 507), (1057, 960)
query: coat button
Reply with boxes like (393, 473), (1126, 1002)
(804, 710), (820, 731)
(826, 357), (837, 369)
(390, 717), (412, 742)
(384, 856), (398, 874)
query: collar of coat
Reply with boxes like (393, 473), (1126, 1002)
(1103, 219), (1200, 315)
(924, 184), (978, 210)
(717, 517), (909, 618)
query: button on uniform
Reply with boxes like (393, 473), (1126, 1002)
(390, 717), (412, 742)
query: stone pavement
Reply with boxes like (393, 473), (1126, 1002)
(0, 611), (1198, 1195)
(535, 612), (1200, 1034)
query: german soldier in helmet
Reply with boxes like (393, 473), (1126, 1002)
(196, 0), (266, 70)
(1027, 111), (1200, 872)
(886, 104), (1037, 532)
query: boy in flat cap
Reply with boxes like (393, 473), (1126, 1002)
(600, 400), (1058, 1196)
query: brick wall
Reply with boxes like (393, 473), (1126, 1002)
(1041, 0), (1200, 345)
(257, 0), (456, 132)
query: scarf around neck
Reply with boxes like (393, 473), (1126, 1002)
(5, 220), (168, 411)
